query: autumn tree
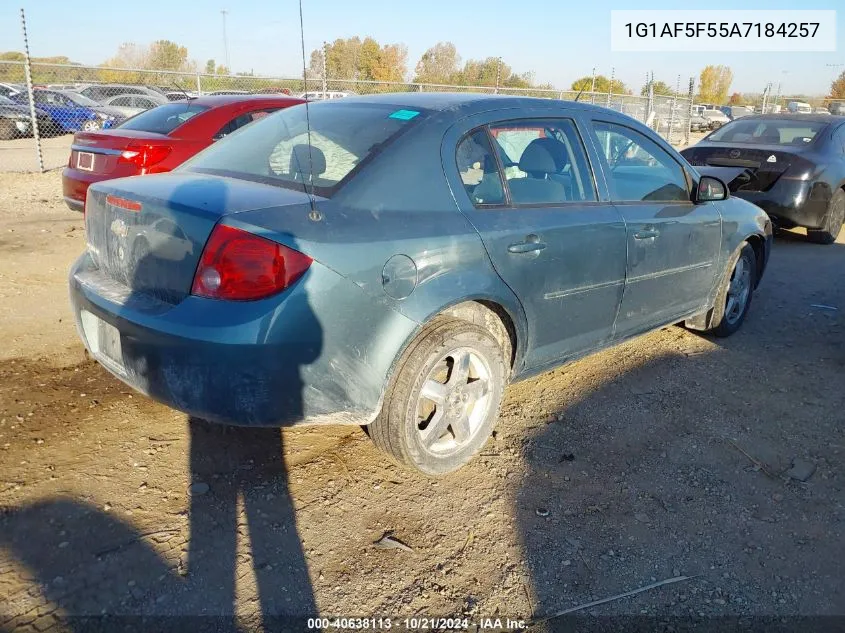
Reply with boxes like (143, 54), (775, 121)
(413, 41), (460, 84)
(147, 40), (190, 71)
(572, 75), (630, 94)
(640, 80), (673, 96)
(697, 65), (733, 104)
(830, 70), (845, 100)
(308, 37), (407, 83)
(205, 59), (215, 74)
(728, 92), (746, 105)
(215, 65), (230, 75)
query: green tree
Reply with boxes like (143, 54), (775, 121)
(215, 65), (230, 76)
(413, 41), (460, 84)
(640, 80), (673, 96)
(0, 51), (25, 62)
(572, 75), (630, 94)
(205, 59), (215, 74)
(829, 70), (845, 100)
(697, 65), (733, 104)
(146, 40), (189, 71)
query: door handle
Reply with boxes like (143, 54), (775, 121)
(508, 234), (547, 254)
(634, 228), (660, 240)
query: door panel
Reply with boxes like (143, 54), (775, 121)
(451, 119), (627, 370)
(587, 119), (722, 335)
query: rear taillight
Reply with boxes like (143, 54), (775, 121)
(191, 224), (312, 301)
(118, 144), (172, 170)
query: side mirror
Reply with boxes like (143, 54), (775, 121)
(696, 176), (728, 202)
(212, 132), (226, 142)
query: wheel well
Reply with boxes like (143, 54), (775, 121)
(440, 300), (517, 371)
(745, 234), (766, 288)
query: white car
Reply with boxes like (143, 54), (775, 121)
(701, 108), (730, 129)
(101, 94), (163, 118)
(296, 91), (353, 101)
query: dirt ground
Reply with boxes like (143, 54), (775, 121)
(0, 170), (843, 633)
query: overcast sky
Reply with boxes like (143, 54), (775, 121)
(3, 0), (843, 95)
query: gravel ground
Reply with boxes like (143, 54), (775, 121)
(0, 170), (843, 633)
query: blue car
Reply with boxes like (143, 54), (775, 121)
(12, 89), (123, 134)
(69, 94), (772, 474)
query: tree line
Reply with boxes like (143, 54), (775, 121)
(3, 42), (845, 103)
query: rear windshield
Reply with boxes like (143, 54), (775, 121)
(180, 101), (426, 197)
(707, 119), (827, 145)
(116, 103), (209, 134)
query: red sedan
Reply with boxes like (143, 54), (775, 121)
(62, 94), (304, 211)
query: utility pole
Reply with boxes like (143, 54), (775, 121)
(590, 67), (596, 104)
(494, 57), (501, 94)
(221, 10), (230, 72)
(322, 41), (328, 94)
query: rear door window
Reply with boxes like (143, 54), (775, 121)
(488, 118), (596, 205)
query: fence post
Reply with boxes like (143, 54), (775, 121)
(195, 73), (202, 96)
(686, 77), (694, 146)
(606, 67), (614, 107)
(20, 8), (44, 173)
(590, 67), (596, 104)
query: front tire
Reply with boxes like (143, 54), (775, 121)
(369, 318), (507, 476)
(807, 189), (845, 245)
(705, 242), (756, 338)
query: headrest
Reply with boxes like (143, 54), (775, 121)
(290, 144), (326, 179)
(519, 138), (560, 174)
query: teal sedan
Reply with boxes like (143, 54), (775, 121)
(69, 94), (771, 474)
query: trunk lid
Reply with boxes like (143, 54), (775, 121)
(84, 173), (313, 304)
(683, 144), (811, 193)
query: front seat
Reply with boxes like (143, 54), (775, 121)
(508, 140), (569, 204)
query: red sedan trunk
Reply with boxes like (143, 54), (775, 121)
(62, 95), (303, 212)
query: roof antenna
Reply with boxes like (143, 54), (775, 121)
(297, 0), (322, 222)
(573, 84), (586, 103)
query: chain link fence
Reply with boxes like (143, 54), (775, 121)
(1, 61), (692, 172)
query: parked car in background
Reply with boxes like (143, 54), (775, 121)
(297, 90), (354, 100)
(813, 107), (831, 115)
(701, 109), (730, 129)
(79, 84), (168, 105)
(719, 105), (755, 120)
(69, 93), (771, 475)
(102, 94), (164, 118)
(829, 102), (845, 115)
(691, 105), (706, 116)
(0, 95), (52, 140)
(164, 91), (198, 101)
(11, 89), (124, 134)
(0, 83), (23, 98)
(689, 112), (710, 132)
(207, 90), (251, 96)
(62, 94), (304, 211)
(786, 101), (812, 114)
(682, 114), (845, 244)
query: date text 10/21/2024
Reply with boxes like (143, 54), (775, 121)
(306, 618), (528, 630)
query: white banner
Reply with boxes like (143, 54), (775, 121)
(611, 10), (837, 52)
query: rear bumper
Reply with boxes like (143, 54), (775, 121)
(68, 252), (417, 427)
(734, 180), (830, 230)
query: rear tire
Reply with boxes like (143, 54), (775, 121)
(704, 242), (756, 338)
(369, 318), (507, 476)
(807, 189), (845, 245)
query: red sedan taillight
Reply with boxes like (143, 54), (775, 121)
(118, 144), (172, 170)
(191, 224), (312, 301)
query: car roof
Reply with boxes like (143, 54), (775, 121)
(323, 91), (634, 115)
(723, 113), (845, 124)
